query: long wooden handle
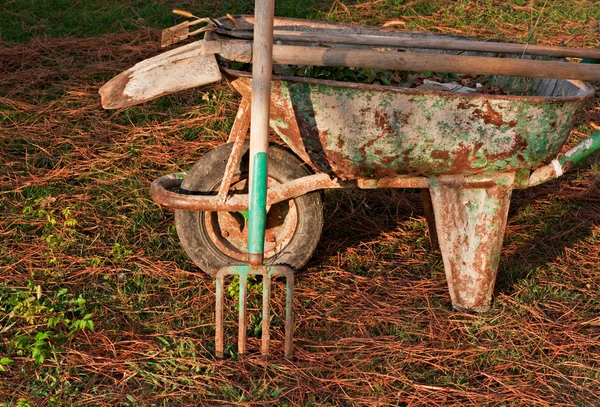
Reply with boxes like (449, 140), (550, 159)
(270, 44), (600, 81)
(247, 0), (275, 270)
(222, 28), (600, 60)
(217, 40), (600, 81)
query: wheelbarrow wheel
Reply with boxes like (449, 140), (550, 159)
(174, 142), (323, 277)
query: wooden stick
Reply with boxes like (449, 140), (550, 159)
(248, 4), (274, 162)
(268, 45), (600, 80)
(215, 41), (600, 81)
(221, 29), (600, 60)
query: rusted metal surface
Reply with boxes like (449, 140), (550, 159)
(429, 173), (514, 312)
(146, 15), (600, 326)
(151, 172), (432, 211)
(356, 177), (429, 189)
(420, 188), (439, 250)
(229, 74), (592, 180)
(226, 97), (251, 143)
(206, 177), (298, 261)
(215, 265), (294, 358)
(218, 99), (250, 203)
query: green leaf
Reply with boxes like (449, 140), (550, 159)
(157, 336), (171, 347)
(0, 358), (13, 365)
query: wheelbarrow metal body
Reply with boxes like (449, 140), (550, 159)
(229, 73), (591, 182)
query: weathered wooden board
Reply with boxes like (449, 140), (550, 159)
(99, 41), (221, 109)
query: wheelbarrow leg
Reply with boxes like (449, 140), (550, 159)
(420, 188), (439, 250)
(218, 97), (251, 203)
(227, 97), (251, 144)
(429, 174), (514, 312)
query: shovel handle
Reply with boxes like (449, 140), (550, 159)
(221, 28), (600, 61)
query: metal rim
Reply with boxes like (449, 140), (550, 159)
(223, 68), (594, 103)
(202, 174), (298, 262)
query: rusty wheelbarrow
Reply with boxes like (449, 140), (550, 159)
(101, 15), (600, 356)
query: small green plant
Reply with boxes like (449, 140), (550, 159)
(1, 280), (95, 364)
(15, 399), (34, 407)
(21, 203), (78, 265)
(226, 275), (265, 338)
(0, 357), (13, 372)
(110, 242), (133, 262)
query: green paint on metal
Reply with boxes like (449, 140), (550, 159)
(265, 76), (589, 179)
(272, 117), (289, 129)
(513, 168), (531, 188)
(238, 209), (249, 222)
(248, 153), (267, 256)
(560, 130), (600, 167)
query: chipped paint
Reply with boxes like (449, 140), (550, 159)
(229, 74), (590, 180)
(430, 173), (515, 312)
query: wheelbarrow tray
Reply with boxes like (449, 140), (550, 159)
(211, 16), (594, 180)
(228, 72), (593, 180)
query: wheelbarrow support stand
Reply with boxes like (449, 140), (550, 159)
(429, 173), (514, 312)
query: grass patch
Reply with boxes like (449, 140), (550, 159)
(2, 0), (600, 405)
(1, 0), (333, 44)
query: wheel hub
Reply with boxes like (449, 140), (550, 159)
(204, 177), (298, 261)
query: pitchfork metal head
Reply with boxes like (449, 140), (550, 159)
(215, 265), (294, 358)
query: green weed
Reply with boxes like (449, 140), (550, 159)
(1, 281), (95, 364)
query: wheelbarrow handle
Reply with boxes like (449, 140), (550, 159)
(529, 130), (600, 186)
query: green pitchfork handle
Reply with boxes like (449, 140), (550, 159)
(247, 153), (268, 261)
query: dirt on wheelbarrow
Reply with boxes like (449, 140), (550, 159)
(1, 27), (600, 407)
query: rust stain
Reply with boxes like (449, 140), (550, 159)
(457, 101), (477, 110)
(471, 101), (517, 128)
(393, 111), (409, 126)
(380, 154), (400, 165)
(472, 141), (484, 156)
(431, 150), (450, 160)
(322, 149), (354, 179)
(374, 110), (394, 134)
(450, 143), (475, 172)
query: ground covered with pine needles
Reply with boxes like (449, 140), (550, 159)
(1, 1), (600, 405)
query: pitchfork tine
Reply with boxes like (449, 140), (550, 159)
(261, 270), (272, 356)
(284, 270), (294, 358)
(238, 272), (248, 355)
(215, 271), (225, 358)
(214, 266), (294, 358)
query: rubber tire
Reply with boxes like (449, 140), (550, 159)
(174, 143), (324, 277)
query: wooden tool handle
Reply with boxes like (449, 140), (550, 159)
(223, 28), (600, 60)
(267, 44), (600, 81)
